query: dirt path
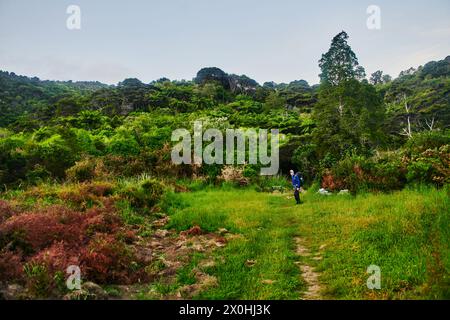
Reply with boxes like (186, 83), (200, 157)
(295, 237), (323, 300)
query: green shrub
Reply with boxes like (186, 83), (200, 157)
(243, 166), (258, 179)
(406, 161), (433, 184)
(66, 159), (97, 182)
(369, 158), (406, 191)
(200, 164), (223, 182)
(33, 134), (76, 178)
(115, 200), (146, 226)
(405, 131), (450, 154)
(23, 262), (52, 298)
(117, 176), (165, 209)
(107, 134), (140, 156)
(324, 154), (406, 193)
(405, 145), (450, 186)
(25, 164), (51, 185)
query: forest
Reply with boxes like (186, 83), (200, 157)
(0, 31), (449, 300)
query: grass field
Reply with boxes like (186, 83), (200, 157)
(155, 186), (450, 300)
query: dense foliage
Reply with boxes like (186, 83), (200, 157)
(1, 50), (449, 192)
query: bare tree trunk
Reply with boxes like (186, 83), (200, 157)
(425, 117), (435, 131)
(400, 94), (413, 138)
(338, 97), (343, 116)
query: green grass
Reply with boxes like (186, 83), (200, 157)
(164, 186), (450, 300)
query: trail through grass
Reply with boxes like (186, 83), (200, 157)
(162, 186), (449, 300)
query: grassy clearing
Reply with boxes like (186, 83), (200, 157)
(163, 186), (450, 300)
(162, 189), (305, 300)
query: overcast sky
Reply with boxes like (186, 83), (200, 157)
(0, 0), (449, 85)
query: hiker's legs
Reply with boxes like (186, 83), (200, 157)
(294, 189), (301, 204)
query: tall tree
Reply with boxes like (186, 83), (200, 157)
(313, 32), (385, 158)
(319, 31), (366, 85)
(370, 70), (384, 85)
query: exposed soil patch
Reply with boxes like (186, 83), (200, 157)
(294, 237), (323, 300)
(113, 219), (232, 299)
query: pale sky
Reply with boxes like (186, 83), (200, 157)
(0, 0), (449, 85)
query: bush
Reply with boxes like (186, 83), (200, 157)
(107, 134), (140, 156)
(200, 164), (223, 182)
(33, 134), (76, 178)
(405, 131), (450, 154)
(66, 159), (97, 182)
(218, 166), (249, 186)
(80, 233), (144, 284)
(57, 181), (115, 209)
(321, 143), (449, 193)
(406, 145), (450, 186)
(102, 155), (148, 177)
(243, 166), (258, 179)
(321, 155), (363, 193)
(368, 157), (406, 191)
(25, 164), (51, 185)
(66, 157), (112, 182)
(117, 176), (165, 209)
(0, 199), (149, 297)
(322, 154), (406, 193)
(0, 134), (28, 185)
(0, 206), (87, 254)
(23, 262), (52, 297)
(0, 200), (16, 223)
(0, 249), (23, 282)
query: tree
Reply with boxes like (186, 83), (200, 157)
(117, 78), (150, 112)
(263, 92), (285, 112)
(399, 94), (413, 139)
(55, 95), (83, 117)
(228, 74), (259, 94)
(263, 81), (277, 89)
(194, 67), (230, 89)
(118, 78), (145, 88)
(382, 74), (392, 83)
(319, 31), (366, 85)
(399, 67), (416, 78)
(421, 58), (450, 78)
(314, 33), (384, 157)
(370, 70), (383, 85)
(312, 80), (385, 157)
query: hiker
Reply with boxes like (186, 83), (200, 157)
(290, 170), (303, 205)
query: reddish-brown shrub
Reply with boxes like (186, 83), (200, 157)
(353, 165), (364, 177)
(29, 241), (80, 276)
(0, 206), (85, 253)
(116, 229), (137, 244)
(0, 196), (148, 294)
(321, 171), (345, 191)
(0, 249), (23, 281)
(0, 200), (16, 223)
(80, 233), (145, 284)
(57, 182), (115, 209)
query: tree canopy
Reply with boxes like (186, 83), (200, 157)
(319, 31), (366, 85)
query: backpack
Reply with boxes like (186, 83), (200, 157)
(296, 173), (304, 186)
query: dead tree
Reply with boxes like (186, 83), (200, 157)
(425, 117), (436, 131)
(400, 94), (413, 138)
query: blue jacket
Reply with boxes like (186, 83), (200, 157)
(292, 175), (301, 189)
